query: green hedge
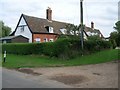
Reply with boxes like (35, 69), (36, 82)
(84, 40), (111, 52)
(2, 43), (44, 55)
(2, 38), (111, 59)
(42, 39), (81, 59)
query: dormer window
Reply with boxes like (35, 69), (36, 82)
(45, 26), (54, 33)
(60, 28), (67, 34)
(49, 27), (53, 33)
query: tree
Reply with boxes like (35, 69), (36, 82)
(109, 21), (120, 48)
(112, 21), (120, 47)
(114, 21), (120, 33)
(109, 31), (118, 48)
(87, 35), (102, 41)
(0, 21), (11, 37)
(65, 24), (80, 36)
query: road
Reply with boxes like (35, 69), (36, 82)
(2, 68), (71, 88)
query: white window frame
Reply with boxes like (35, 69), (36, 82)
(49, 27), (54, 33)
(35, 38), (41, 43)
(49, 38), (54, 42)
(44, 38), (48, 42)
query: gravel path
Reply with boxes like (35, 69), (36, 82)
(20, 61), (118, 88)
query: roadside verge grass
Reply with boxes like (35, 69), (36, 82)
(2, 49), (119, 69)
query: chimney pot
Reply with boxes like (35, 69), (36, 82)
(91, 21), (94, 30)
(46, 7), (52, 21)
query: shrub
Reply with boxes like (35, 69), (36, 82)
(2, 38), (111, 59)
(84, 40), (111, 54)
(2, 43), (44, 55)
(42, 39), (77, 59)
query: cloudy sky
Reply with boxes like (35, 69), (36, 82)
(0, 0), (119, 37)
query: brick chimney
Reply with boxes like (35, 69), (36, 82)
(91, 21), (94, 30)
(46, 7), (52, 21)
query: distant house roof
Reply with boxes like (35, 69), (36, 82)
(84, 26), (104, 38)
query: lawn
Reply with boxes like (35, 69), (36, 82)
(2, 49), (119, 69)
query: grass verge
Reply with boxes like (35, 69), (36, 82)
(2, 49), (119, 69)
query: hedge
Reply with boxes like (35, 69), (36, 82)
(2, 38), (111, 59)
(2, 43), (44, 55)
(42, 39), (81, 59)
(84, 40), (111, 52)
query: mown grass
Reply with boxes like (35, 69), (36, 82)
(2, 49), (119, 69)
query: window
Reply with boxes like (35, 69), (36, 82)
(35, 38), (41, 43)
(20, 26), (24, 32)
(44, 38), (48, 42)
(49, 27), (53, 33)
(45, 26), (54, 33)
(60, 28), (67, 34)
(18, 25), (27, 32)
(49, 39), (54, 42)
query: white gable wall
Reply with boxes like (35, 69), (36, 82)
(15, 16), (32, 43)
(19, 17), (26, 25)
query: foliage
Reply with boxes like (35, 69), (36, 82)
(109, 31), (118, 48)
(2, 38), (111, 59)
(65, 24), (80, 35)
(84, 40), (110, 53)
(86, 35), (111, 52)
(2, 43), (44, 55)
(38, 39), (80, 59)
(110, 21), (120, 47)
(114, 21), (120, 33)
(87, 35), (102, 41)
(0, 21), (11, 37)
(58, 34), (80, 40)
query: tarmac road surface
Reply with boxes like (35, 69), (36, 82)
(2, 68), (71, 88)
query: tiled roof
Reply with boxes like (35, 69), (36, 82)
(11, 14), (103, 38)
(23, 14), (68, 34)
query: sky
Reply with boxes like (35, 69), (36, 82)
(0, 0), (119, 37)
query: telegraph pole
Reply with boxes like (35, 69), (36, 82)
(80, 0), (84, 52)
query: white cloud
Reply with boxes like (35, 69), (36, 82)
(0, 0), (119, 37)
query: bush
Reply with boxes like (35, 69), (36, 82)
(42, 39), (80, 59)
(2, 43), (44, 55)
(84, 40), (111, 54)
(2, 38), (111, 59)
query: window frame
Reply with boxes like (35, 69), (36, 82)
(18, 25), (27, 33)
(35, 38), (41, 43)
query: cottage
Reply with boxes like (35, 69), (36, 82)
(11, 7), (103, 43)
(11, 7), (68, 43)
(0, 35), (29, 43)
(84, 22), (104, 39)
